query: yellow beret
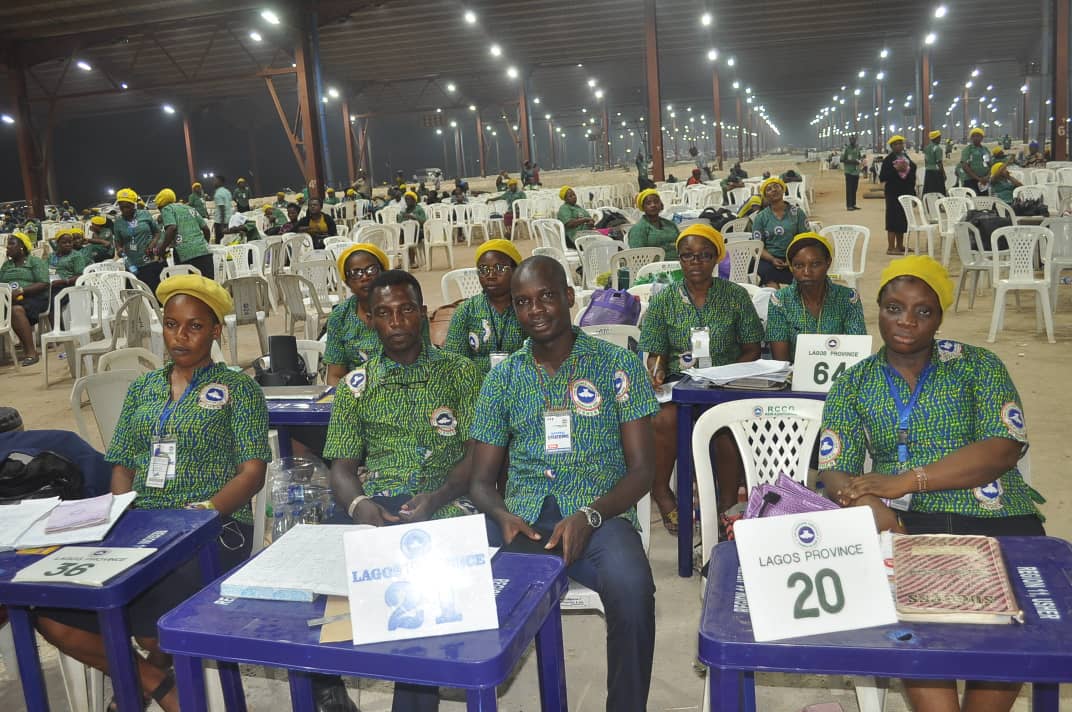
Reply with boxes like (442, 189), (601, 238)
(990, 161), (1006, 178)
(296, 195), (305, 201)
(879, 255), (953, 312)
(970, 127), (985, 137)
(475, 238), (523, 266)
(346, 189), (357, 196)
(507, 178), (519, 187)
(70, 227), (84, 236)
(636, 188), (660, 210)
(737, 195), (763, 219)
(90, 215), (107, 226)
(192, 182), (202, 190)
(760, 176), (787, 195)
(11, 231), (33, 254)
(327, 188), (335, 194)
(156, 275), (235, 323)
(155, 188), (177, 209)
(115, 188), (139, 205)
(991, 146), (1004, 156)
(786, 231), (834, 260)
(675, 223), (726, 263)
(277, 191), (286, 197)
(887, 134), (906, 146)
(54, 228), (71, 240)
(237, 177), (247, 184)
(262, 204), (274, 213)
(558, 186), (573, 201)
(929, 130), (941, 140)
(336, 242), (389, 279)
(403, 190), (419, 202)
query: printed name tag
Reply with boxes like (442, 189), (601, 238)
(691, 327), (711, 360)
(544, 410), (572, 454)
(489, 352), (509, 368)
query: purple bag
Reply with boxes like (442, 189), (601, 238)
(578, 288), (641, 327)
(744, 473), (839, 519)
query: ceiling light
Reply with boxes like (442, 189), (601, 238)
(450, 120), (457, 127)
(321, 97), (328, 104)
(249, 31), (262, 42)
(587, 78), (597, 88)
(464, 9), (477, 23)
(880, 48), (889, 59)
(261, 9), (280, 24)
(971, 68), (980, 77)
(446, 82), (456, 92)
(327, 87), (339, 99)
(732, 81), (739, 89)
(506, 66), (519, 79)
(436, 128), (443, 135)
(489, 44), (502, 57)
(120, 82), (128, 89)
(76, 60), (92, 71)
(533, 97), (540, 104)
(468, 104), (476, 111)
(595, 89), (604, 99)
(858, 70), (866, 78)
(545, 113), (551, 120)
(707, 49), (718, 61)
(924, 32), (936, 45)
(934, 4), (947, 17)
(162, 104), (176, 114)
(876, 71), (885, 80)
(1, 114), (14, 125)
(727, 57), (735, 67)
(701, 12), (712, 26)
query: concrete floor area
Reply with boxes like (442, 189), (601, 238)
(1, 153), (1070, 710)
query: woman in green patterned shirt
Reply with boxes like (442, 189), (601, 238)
(1, 231), (48, 365)
(821, 255), (1043, 712)
(627, 188), (680, 258)
(765, 232), (866, 362)
(750, 176), (809, 286)
(50, 228), (90, 291)
(555, 186), (595, 248)
(324, 243), (389, 385)
(35, 275), (269, 712)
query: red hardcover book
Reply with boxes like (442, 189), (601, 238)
(893, 534), (1023, 624)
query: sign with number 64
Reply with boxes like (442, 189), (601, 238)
(792, 334), (873, 393)
(734, 507), (897, 641)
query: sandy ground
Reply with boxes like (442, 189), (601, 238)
(1, 154), (1070, 711)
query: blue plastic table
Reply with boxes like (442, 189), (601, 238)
(267, 397), (332, 458)
(0, 509), (222, 712)
(672, 378), (826, 576)
(699, 536), (1072, 711)
(158, 552), (569, 712)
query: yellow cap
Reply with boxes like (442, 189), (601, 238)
(887, 134), (906, 146)
(675, 223), (726, 263)
(786, 231), (834, 261)
(475, 238), (523, 266)
(879, 255), (953, 311)
(507, 178), (519, 187)
(403, 190), (419, 202)
(277, 191), (286, 197)
(115, 188), (139, 205)
(91, 215), (107, 226)
(558, 186), (573, 201)
(296, 194), (305, 202)
(70, 226), (84, 236)
(991, 145), (1004, 156)
(970, 127), (985, 137)
(54, 228), (71, 240)
(929, 130), (941, 140)
(262, 204), (274, 213)
(192, 182), (202, 190)
(346, 188), (357, 196)
(990, 161), (1006, 178)
(759, 176), (787, 196)
(12, 231), (33, 254)
(237, 177), (246, 184)
(156, 275), (235, 322)
(155, 188), (177, 209)
(327, 188), (335, 194)
(336, 242), (389, 279)
(636, 188), (660, 210)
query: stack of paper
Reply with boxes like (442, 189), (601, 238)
(44, 493), (114, 533)
(0, 492), (137, 551)
(684, 359), (792, 386)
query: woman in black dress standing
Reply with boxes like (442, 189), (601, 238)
(879, 134), (917, 255)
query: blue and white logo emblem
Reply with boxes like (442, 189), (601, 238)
(817, 428), (842, 468)
(198, 383), (229, 409)
(826, 337), (840, 350)
(974, 480), (1005, 511)
(467, 332), (480, 352)
(1001, 402), (1026, 440)
(794, 522), (820, 548)
(936, 339), (962, 361)
(347, 369), (367, 397)
(752, 406), (764, 418)
(571, 379), (602, 415)
(430, 406), (458, 436)
(400, 529), (432, 559)
(613, 370), (630, 403)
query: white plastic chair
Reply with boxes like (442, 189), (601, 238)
(897, 195), (939, 257)
(77, 291), (164, 373)
(295, 258), (341, 307)
(934, 197), (972, 266)
(1013, 185), (1046, 205)
(376, 205), (401, 225)
(721, 217), (750, 235)
(353, 224), (393, 256)
(1041, 217), (1072, 310)
(97, 347), (162, 373)
(987, 226), (1055, 343)
(322, 236), (350, 248)
(611, 247), (665, 289)
(160, 264), (201, 280)
(579, 236), (623, 290)
(635, 260), (680, 282)
(81, 260), (126, 274)
(724, 240), (762, 285)
(423, 218), (455, 271)
(276, 273), (333, 340)
(41, 285), (105, 387)
(921, 192), (944, 224)
(819, 224), (870, 289)
(579, 324), (641, 350)
(222, 276), (270, 364)
(0, 285), (19, 371)
(394, 219), (421, 270)
(949, 186), (976, 200)
(727, 187), (753, 212)
(462, 203), (492, 246)
(511, 198), (536, 241)
(69, 369), (143, 447)
(1055, 167), (1072, 186)
(533, 218), (580, 269)
(224, 243), (263, 280)
(440, 268), (482, 302)
(952, 222), (999, 312)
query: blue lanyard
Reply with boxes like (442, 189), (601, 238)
(881, 362), (934, 464)
(157, 373), (202, 437)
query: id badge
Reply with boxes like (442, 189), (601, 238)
(690, 327), (711, 365)
(887, 493), (913, 511)
(543, 410), (572, 454)
(146, 439), (177, 488)
(489, 352), (509, 368)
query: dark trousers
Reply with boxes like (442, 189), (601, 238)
(487, 496), (656, 712)
(845, 173), (860, 208)
(962, 178), (981, 195)
(179, 252), (215, 280)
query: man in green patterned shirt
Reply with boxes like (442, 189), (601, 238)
(468, 256), (658, 712)
(958, 127), (990, 194)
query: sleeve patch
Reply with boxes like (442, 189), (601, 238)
(1000, 402), (1027, 440)
(817, 428), (842, 468)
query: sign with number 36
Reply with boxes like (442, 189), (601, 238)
(734, 507), (897, 641)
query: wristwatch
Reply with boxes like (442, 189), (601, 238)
(578, 506), (602, 529)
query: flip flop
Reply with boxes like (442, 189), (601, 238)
(19, 355), (39, 367)
(660, 509), (679, 535)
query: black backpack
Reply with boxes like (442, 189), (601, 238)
(0, 451), (83, 504)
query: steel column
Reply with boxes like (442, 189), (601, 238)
(343, 99), (356, 185)
(602, 101), (612, 169)
(921, 48), (932, 144)
(712, 66), (723, 169)
(295, 7), (326, 199)
(183, 114), (196, 187)
(644, 0), (665, 181)
(1053, 0), (1070, 159)
(518, 82), (532, 166)
(10, 66), (44, 218)
(476, 111), (487, 177)
(736, 95), (743, 160)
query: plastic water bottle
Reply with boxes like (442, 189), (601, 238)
(268, 456), (335, 540)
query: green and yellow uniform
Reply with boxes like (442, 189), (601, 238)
(322, 295), (382, 372)
(324, 194), (340, 206)
(264, 206), (287, 230)
(274, 196), (289, 210)
(493, 188), (526, 211)
(106, 363), (271, 524)
(396, 204), (427, 225)
(233, 185), (251, 213)
(819, 340), (1040, 519)
(0, 254), (48, 288)
(443, 293), (524, 376)
(841, 145), (863, 176)
(990, 177), (1016, 203)
(959, 143), (991, 181)
(764, 279), (867, 355)
(471, 329), (658, 526)
(54, 250), (90, 281)
(556, 202), (591, 247)
(627, 217), (680, 259)
(924, 142), (944, 171)
(113, 210), (160, 269)
(638, 279), (764, 374)
(750, 204), (809, 260)
(161, 203), (209, 262)
(188, 191), (209, 219)
(83, 226), (115, 261)
(322, 344), (482, 517)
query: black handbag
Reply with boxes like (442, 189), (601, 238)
(0, 450), (83, 504)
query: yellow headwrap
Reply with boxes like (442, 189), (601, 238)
(12, 232), (33, 253)
(878, 255), (953, 312)
(991, 145), (1005, 156)
(990, 161), (1006, 178)
(327, 188), (335, 194)
(336, 242), (389, 279)
(403, 190), (419, 203)
(475, 239), (523, 266)
(737, 195), (763, 219)
(786, 231), (834, 261)
(507, 178), (519, 187)
(70, 227), (84, 236)
(759, 176), (787, 196)
(90, 215), (107, 226)
(155, 188), (177, 209)
(277, 191), (286, 198)
(887, 134), (906, 146)
(156, 275), (235, 322)
(636, 188), (660, 210)
(929, 130), (941, 140)
(53, 228), (71, 241)
(237, 177), (246, 184)
(558, 186), (573, 201)
(970, 127), (984, 138)
(675, 223), (726, 263)
(192, 182), (202, 190)
(262, 204), (274, 214)
(346, 189), (357, 196)
(115, 188), (139, 205)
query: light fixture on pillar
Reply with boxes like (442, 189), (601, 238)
(727, 57), (735, 67)
(595, 89), (604, 99)
(533, 97), (541, 104)
(327, 87), (339, 99)
(880, 48), (889, 59)
(925, 32), (936, 45)
(446, 82), (456, 92)
(469, 104), (477, 111)
(707, 48), (718, 61)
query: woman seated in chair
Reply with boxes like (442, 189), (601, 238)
(988, 162), (1021, 205)
(296, 197), (338, 249)
(821, 256), (1043, 712)
(395, 190), (428, 230)
(50, 228), (90, 298)
(638, 224), (763, 534)
(324, 243), (389, 386)
(556, 186), (595, 248)
(82, 219), (116, 262)
(35, 275), (269, 712)
(628, 188), (680, 259)
(750, 176), (809, 287)
(443, 240), (525, 377)
(490, 178), (526, 238)
(765, 232), (866, 363)
(1, 232), (47, 366)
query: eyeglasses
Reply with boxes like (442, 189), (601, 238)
(477, 263), (514, 276)
(679, 251), (717, 264)
(346, 264), (381, 280)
